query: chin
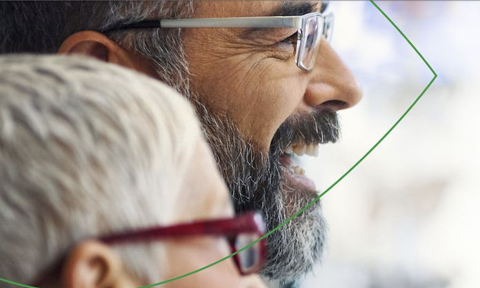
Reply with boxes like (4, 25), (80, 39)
(260, 160), (327, 284)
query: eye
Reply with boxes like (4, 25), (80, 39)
(279, 31), (298, 46)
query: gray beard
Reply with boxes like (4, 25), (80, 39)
(191, 99), (340, 284)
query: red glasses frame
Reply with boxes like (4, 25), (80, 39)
(32, 212), (266, 287)
(99, 212), (267, 275)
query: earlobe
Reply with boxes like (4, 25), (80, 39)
(62, 240), (133, 288)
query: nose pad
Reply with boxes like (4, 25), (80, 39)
(304, 40), (363, 112)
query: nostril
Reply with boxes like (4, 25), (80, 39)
(319, 100), (348, 111)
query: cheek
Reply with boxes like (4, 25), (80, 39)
(164, 239), (241, 288)
(194, 60), (307, 150)
(233, 74), (307, 150)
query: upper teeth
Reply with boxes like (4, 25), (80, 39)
(285, 143), (319, 157)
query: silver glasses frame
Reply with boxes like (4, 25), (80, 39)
(108, 12), (334, 71)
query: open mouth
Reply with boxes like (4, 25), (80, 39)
(279, 142), (320, 192)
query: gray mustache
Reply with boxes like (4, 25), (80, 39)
(270, 109), (340, 157)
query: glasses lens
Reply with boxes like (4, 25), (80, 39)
(235, 233), (261, 274)
(298, 15), (324, 71)
(324, 14), (335, 43)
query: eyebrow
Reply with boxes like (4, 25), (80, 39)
(269, 1), (329, 17)
(239, 2), (329, 39)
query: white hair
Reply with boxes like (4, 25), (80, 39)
(0, 55), (201, 286)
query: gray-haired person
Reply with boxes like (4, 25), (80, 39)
(0, 2), (362, 286)
(0, 55), (266, 288)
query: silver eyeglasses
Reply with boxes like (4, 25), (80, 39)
(105, 12), (335, 72)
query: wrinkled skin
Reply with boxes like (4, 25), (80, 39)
(182, 1), (362, 285)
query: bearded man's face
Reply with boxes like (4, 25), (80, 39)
(182, 0), (362, 284)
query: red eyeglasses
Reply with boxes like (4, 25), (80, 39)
(32, 212), (266, 287)
(100, 212), (267, 275)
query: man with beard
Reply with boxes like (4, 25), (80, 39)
(0, 1), (362, 286)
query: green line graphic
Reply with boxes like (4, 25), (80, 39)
(0, 1), (437, 287)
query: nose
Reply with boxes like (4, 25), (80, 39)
(303, 40), (362, 112)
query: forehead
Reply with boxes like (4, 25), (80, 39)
(194, 1), (328, 17)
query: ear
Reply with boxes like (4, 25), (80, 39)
(62, 240), (139, 288)
(58, 31), (157, 76)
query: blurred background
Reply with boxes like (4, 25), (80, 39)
(301, 1), (480, 288)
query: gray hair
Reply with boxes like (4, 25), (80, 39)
(0, 55), (201, 287)
(0, 1), (195, 96)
